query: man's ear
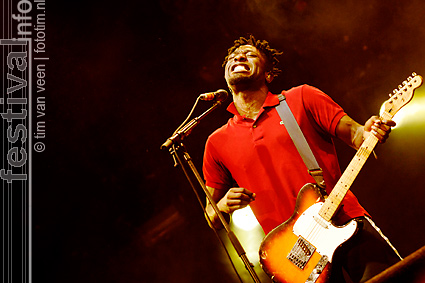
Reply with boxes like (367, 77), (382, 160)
(266, 72), (274, 83)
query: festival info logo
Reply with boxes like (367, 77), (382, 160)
(2, 0), (46, 282)
(2, 0), (46, 180)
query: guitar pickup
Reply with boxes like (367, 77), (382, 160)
(313, 215), (329, 229)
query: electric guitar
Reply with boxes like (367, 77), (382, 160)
(259, 73), (423, 283)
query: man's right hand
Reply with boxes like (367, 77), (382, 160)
(205, 186), (256, 229)
(217, 187), (256, 214)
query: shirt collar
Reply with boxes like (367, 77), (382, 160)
(226, 91), (281, 121)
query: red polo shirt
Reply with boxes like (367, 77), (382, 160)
(203, 85), (367, 234)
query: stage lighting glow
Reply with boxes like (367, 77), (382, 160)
(232, 206), (260, 231)
(380, 89), (425, 128)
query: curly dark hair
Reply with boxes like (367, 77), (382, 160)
(223, 35), (283, 78)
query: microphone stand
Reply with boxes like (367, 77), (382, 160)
(161, 100), (223, 150)
(161, 100), (262, 283)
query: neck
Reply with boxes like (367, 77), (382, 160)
(231, 85), (269, 119)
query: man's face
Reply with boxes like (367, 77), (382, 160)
(224, 45), (270, 88)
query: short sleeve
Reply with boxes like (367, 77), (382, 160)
(203, 135), (233, 190)
(300, 85), (346, 137)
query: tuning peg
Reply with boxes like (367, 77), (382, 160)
(412, 72), (417, 76)
(393, 89), (398, 94)
(402, 80), (407, 85)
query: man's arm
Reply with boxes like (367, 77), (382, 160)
(336, 115), (396, 150)
(205, 186), (256, 230)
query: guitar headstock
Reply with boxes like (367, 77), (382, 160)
(382, 72), (423, 118)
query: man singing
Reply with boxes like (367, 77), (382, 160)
(203, 35), (401, 282)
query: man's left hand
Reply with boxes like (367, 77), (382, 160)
(363, 116), (396, 143)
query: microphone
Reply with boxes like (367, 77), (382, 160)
(199, 89), (228, 102)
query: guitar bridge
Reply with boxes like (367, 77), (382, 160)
(287, 236), (316, 269)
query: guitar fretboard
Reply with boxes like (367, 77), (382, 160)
(318, 111), (393, 221)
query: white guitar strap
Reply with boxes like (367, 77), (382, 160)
(275, 94), (326, 190)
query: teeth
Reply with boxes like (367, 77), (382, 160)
(234, 65), (248, 72)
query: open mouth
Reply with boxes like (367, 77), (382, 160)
(231, 64), (250, 73)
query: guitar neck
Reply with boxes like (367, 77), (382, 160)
(319, 112), (393, 221)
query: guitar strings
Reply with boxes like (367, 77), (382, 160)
(301, 138), (377, 248)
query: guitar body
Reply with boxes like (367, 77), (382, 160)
(259, 184), (358, 283)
